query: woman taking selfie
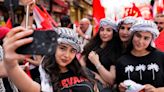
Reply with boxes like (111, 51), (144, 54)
(3, 27), (99, 92)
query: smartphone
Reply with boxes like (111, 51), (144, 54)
(16, 30), (58, 55)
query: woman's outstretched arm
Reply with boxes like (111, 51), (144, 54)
(3, 26), (40, 92)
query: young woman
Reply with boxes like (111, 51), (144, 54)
(116, 19), (164, 92)
(3, 26), (99, 92)
(117, 16), (138, 54)
(80, 18), (120, 91)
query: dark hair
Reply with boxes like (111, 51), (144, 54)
(125, 32), (156, 53)
(42, 49), (96, 91)
(82, 27), (121, 64)
(115, 33), (126, 54)
(0, 39), (3, 45)
(116, 21), (136, 54)
(117, 21), (125, 31)
(60, 15), (73, 29)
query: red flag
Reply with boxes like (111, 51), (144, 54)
(158, 0), (164, 13)
(155, 30), (164, 52)
(41, 5), (58, 27)
(0, 27), (10, 39)
(33, 5), (54, 30)
(153, 0), (164, 17)
(123, 3), (142, 18)
(93, 0), (105, 36)
(5, 18), (12, 29)
(157, 6), (163, 13)
(24, 61), (31, 78)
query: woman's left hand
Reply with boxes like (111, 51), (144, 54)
(88, 51), (100, 65)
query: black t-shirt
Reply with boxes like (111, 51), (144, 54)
(86, 47), (114, 73)
(116, 50), (164, 87)
(59, 70), (94, 92)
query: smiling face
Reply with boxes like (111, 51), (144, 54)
(99, 27), (113, 43)
(132, 31), (153, 52)
(55, 43), (77, 72)
(119, 24), (132, 42)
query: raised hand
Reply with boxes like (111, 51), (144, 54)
(88, 51), (100, 66)
(3, 26), (33, 67)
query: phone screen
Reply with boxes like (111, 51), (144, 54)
(16, 30), (58, 55)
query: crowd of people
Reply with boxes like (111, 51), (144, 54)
(0, 0), (164, 92)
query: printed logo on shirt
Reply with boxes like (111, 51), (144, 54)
(60, 76), (88, 88)
(125, 63), (159, 80)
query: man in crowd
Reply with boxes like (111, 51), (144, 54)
(76, 18), (93, 51)
(154, 13), (164, 52)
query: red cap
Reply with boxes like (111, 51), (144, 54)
(0, 27), (10, 39)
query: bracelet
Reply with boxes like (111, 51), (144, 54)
(95, 64), (102, 70)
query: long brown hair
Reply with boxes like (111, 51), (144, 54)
(42, 53), (98, 91)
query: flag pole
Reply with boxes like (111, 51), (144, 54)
(25, 5), (30, 30)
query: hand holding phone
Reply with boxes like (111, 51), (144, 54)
(16, 30), (58, 55)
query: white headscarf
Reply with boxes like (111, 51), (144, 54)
(130, 19), (160, 47)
